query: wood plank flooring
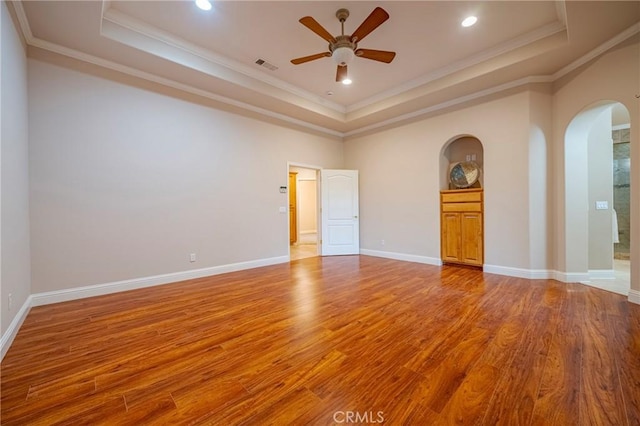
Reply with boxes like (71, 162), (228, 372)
(1, 255), (639, 425)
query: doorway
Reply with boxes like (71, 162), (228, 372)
(289, 165), (320, 260)
(564, 101), (632, 295)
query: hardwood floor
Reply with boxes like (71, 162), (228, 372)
(290, 244), (318, 261)
(1, 255), (639, 425)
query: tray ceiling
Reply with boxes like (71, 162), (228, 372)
(14, 1), (640, 136)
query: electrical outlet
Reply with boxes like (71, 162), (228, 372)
(381, 239), (385, 246)
(189, 253), (196, 263)
(8, 293), (13, 312)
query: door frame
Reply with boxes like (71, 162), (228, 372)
(287, 162), (322, 258)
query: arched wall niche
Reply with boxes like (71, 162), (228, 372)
(439, 135), (484, 190)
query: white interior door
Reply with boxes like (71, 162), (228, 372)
(321, 169), (359, 255)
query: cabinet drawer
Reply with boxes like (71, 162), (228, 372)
(441, 191), (482, 203)
(442, 202), (482, 212)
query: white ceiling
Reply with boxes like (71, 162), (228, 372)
(14, 1), (640, 137)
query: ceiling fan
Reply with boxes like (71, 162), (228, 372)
(291, 7), (396, 83)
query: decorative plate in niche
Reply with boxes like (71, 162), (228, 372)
(449, 161), (480, 188)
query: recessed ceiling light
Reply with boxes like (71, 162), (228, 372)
(461, 16), (477, 27)
(342, 78), (352, 86)
(195, 0), (212, 11)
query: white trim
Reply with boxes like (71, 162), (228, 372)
(30, 37), (345, 138)
(629, 290), (640, 305)
(1, 256), (288, 358)
(552, 271), (590, 283)
(360, 249), (442, 266)
(612, 124), (631, 131)
(553, 22), (640, 80)
(1, 296), (32, 361)
(11, 0), (33, 40)
(586, 269), (616, 280)
(347, 21), (566, 112)
(30, 256), (289, 307)
(12, 3), (343, 139)
(11, 3), (640, 139)
(580, 280), (630, 297)
(344, 76), (553, 138)
(101, 7), (346, 114)
(555, 1), (567, 27)
(483, 264), (554, 280)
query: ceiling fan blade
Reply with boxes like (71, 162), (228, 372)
(350, 7), (389, 43)
(336, 65), (347, 82)
(291, 52), (331, 65)
(355, 49), (396, 63)
(299, 16), (337, 43)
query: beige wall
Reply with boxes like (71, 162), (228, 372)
(344, 91), (534, 271)
(28, 59), (343, 293)
(552, 37), (639, 292)
(1, 3), (32, 336)
(4, 16), (639, 329)
(587, 108), (614, 271)
(528, 88), (553, 272)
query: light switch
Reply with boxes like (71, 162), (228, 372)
(595, 201), (608, 210)
(279, 206), (287, 213)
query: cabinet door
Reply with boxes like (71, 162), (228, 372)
(461, 212), (483, 265)
(441, 212), (461, 262)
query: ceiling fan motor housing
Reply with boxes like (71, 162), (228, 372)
(330, 35), (357, 66)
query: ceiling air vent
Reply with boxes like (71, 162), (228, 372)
(255, 58), (278, 71)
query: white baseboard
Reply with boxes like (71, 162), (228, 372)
(629, 289), (640, 305)
(2, 255), (288, 360)
(31, 255), (289, 307)
(588, 269), (615, 280)
(483, 264), (553, 279)
(360, 249), (442, 266)
(1, 295), (33, 361)
(552, 271), (590, 283)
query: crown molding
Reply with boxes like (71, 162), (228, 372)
(344, 76), (553, 138)
(101, 6), (347, 115)
(347, 20), (567, 113)
(11, 0), (33, 42)
(553, 21), (640, 81)
(29, 36), (345, 138)
(10, 1), (639, 139)
(555, 1), (568, 27)
(101, 3), (567, 117)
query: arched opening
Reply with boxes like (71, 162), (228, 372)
(439, 135), (484, 190)
(564, 101), (631, 295)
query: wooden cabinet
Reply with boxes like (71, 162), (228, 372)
(440, 189), (483, 267)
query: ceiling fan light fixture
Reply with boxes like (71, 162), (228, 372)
(195, 0), (212, 11)
(341, 77), (352, 85)
(332, 46), (355, 66)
